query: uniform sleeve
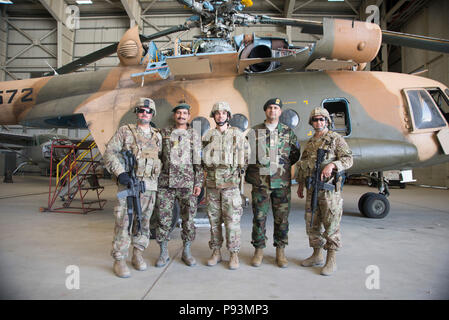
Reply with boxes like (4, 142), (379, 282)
(242, 132), (251, 170)
(103, 127), (126, 177)
(332, 136), (353, 172)
(295, 144), (309, 183)
(201, 132), (210, 169)
(289, 130), (301, 165)
(192, 129), (204, 188)
(156, 130), (163, 157)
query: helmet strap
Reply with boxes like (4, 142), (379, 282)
(214, 112), (230, 127)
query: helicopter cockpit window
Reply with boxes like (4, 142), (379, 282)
(427, 88), (449, 123)
(404, 89), (447, 132)
(229, 113), (248, 132)
(280, 109), (299, 129)
(191, 116), (210, 136)
(322, 98), (351, 137)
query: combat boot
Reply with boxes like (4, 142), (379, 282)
(251, 248), (264, 267)
(206, 249), (222, 266)
(320, 249), (337, 276)
(155, 241), (170, 268)
(229, 252), (239, 270)
(113, 260), (130, 278)
(301, 248), (324, 267)
(276, 247), (288, 268)
(131, 247), (147, 271)
(182, 241), (196, 267)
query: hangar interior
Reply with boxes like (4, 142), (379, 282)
(0, 0), (449, 300)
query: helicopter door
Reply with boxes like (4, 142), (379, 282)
(322, 98), (351, 137)
(403, 88), (449, 154)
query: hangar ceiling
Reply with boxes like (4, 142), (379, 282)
(0, 0), (435, 81)
(4, 0), (364, 18)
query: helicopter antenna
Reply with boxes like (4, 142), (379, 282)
(44, 61), (59, 76)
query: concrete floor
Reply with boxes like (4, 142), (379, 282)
(0, 176), (448, 300)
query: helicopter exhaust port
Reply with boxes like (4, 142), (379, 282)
(248, 45), (273, 72)
(237, 33), (288, 73)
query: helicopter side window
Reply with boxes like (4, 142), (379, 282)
(403, 89), (447, 132)
(280, 109), (300, 129)
(229, 113), (249, 132)
(322, 98), (351, 137)
(427, 88), (449, 123)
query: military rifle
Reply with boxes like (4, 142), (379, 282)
(305, 148), (335, 227)
(117, 150), (146, 235)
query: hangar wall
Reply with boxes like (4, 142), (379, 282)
(401, 0), (449, 188)
(0, 9), (6, 82)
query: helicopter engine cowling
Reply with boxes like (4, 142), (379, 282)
(117, 26), (144, 66)
(239, 35), (287, 73)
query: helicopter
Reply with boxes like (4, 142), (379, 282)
(1, 0), (449, 219)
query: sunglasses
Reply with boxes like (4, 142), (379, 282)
(137, 108), (153, 114)
(311, 117), (325, 122)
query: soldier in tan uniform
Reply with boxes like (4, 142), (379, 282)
(104, 98), (162, 278)
(296, 107), (353, 276)
(202, 101), (250, 270)
(155, 103), (204, 268)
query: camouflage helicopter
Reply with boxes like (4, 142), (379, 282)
(1, 0), (449, 220)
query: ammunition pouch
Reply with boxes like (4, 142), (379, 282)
(134, 148), (161, 180)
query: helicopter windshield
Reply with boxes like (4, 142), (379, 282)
(404, 89), (448, 131)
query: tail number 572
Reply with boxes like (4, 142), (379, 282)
(0, 88), (33, 104)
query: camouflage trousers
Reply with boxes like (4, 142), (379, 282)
(206, 187), (243, 253)
(305, 190), (343, 251)
(111, 188), (156, 261)
(155, 187), (198, 243)
(251, 186), (291, 249)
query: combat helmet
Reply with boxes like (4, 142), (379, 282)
(308, 107), (331, 126)
(210, 101), (232, 118)
(134, 97), (156, 116)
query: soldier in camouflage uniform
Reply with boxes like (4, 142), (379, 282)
(296, 107), (353, 276)
(202, 101), (250, 270)
(155, 103), (203, 268)
(103, 97), (162, 278)
(245, 98), (301, 268)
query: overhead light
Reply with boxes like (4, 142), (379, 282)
(0, 0), (14, 4)
(76, 0), (93, 4)
(328, 0), (344, 2)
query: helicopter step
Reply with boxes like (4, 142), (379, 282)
(358, 171), (390, 219)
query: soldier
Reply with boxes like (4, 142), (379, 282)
(103, 97), (162, 278)
(245, 98), (301, 268)
(296, 107), (353, 276)
(202, 101), (250, 270)
(155, 103), (203, 267)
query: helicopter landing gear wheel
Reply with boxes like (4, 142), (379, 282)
(359, 171), (391, 219)
(360, 193), (390, 219)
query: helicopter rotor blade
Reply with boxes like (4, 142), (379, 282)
(256, 16), (449, 54)
(49, 24), (193, 76)
(382, 30), (449, 54)
(139, 24), (192, 43)
(49, 43), (118, 76)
